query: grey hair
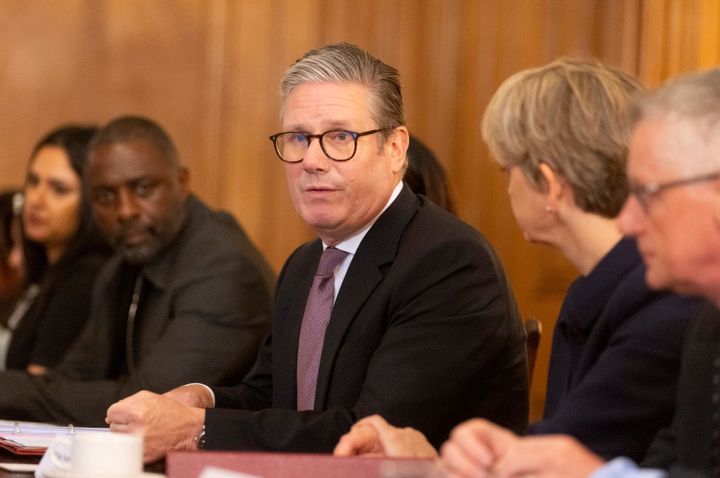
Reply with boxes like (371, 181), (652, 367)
(279, 43), (405, 137)
(632, 68), (720, 174)
(482, 57), (644, 218)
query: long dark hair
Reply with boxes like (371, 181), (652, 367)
(22, 125), (111, 285)
(405, 136), (457, 215)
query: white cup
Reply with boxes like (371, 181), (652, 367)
(47, 432), (143, 476)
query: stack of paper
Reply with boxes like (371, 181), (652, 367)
(0, 420), (108, 455)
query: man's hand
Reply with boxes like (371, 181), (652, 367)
(333, 415), (438, 458)
(489, 435), (605, 478)
(439, 418), (518, 477)
(163, 384), (214, 408)
(105, 390), (205, 463)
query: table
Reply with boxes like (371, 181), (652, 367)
(167, 451), (439, 478)
(0, 448), (166, 477)
(0, 448), (40, 477)
(1, 450), (439, 477)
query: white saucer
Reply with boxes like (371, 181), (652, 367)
(42, 470), (164, 478)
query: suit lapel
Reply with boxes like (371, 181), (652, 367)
(95, 256), (124, 376)
(313, 185), (420, 408)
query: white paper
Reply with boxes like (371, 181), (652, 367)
(199, 466), (263, 478)
(0, 420), (108, 451)
(0, 462), (38, 472)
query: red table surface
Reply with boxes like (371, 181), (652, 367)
(167, 450), (439, 478)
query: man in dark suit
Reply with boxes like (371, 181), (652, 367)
(0, 116), (274, 425)
(106, 42), (528, 461)
(437, 68), (720, 478)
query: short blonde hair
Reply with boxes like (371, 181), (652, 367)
(482, 57), (644, 217)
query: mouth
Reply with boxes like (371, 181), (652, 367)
(303, 185), (339, 194)
(24, 214), (46, 230)
(116, 225), (153, 247)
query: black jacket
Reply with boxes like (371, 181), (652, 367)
(204, 185), (529, 452)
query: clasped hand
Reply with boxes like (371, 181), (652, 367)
(105, 385), (211, 462)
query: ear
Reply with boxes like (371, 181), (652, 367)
(538, 162), (565, 208)
(177, 167), (190, 196)
(386, 126), (410, 174)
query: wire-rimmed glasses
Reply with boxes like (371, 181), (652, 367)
(629, 171), (720, 212)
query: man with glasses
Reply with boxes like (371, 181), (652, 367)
(106, 42), (527, 460)
(438, 68), (720, 478)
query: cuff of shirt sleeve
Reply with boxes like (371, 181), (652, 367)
(591, 457), (667, 478)
(185, 382), (216, 408)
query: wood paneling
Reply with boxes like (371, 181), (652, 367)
(1, 0), (717, 423)
(638, 0), (720, 85)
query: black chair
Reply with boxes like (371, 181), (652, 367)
(524, 318), (542, 388)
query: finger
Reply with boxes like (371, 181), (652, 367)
(449, 424), (497, 469)
(440, 440), (490, 478)
(105, 403), (127, 423)
(356, 414), (389, 429)
(333, 425), (378, 456)
(491, 439), (550, 478)
(333, 434), (358, 456)
(108, 422), (130, 433)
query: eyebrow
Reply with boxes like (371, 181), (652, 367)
(282, 121), (355, 132)
(29, 171), (79, 189)
(47, 177), (78, 189)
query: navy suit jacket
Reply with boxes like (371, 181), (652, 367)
(642, 303), (720, 477)
(528, 238), (700, 461)
(205, 185), (529, 452)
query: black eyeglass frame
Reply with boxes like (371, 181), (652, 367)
(268, 128), (391, 163)
(629, 170), (720, 212)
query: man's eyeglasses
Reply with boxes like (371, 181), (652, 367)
(269, 128), (390, 163)
(629, 171), (720, 212)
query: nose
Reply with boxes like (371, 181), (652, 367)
(116, 189), (140, 221)
(617, 195), (644, 237)
(302, 137), (331, 172)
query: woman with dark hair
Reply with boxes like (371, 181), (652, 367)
(3, 125), (112, 374)
(404, 135), (457, 215)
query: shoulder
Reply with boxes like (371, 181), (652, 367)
(606, 262), (700, 345)
(179, 197), (247, 253)
(173, 196), (271, 272)
(44, 249), (112, 298)
(396, 196), (504, 273)
(613, 260), (699, 322)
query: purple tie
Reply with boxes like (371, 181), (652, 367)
(296, 247), (349, 411)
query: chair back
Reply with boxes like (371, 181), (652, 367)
(524, 318), (542, 388)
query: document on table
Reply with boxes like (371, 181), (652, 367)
(0, 420), (108, 455)
(0, 462), (38, 472)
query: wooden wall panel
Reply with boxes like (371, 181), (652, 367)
(638, 0), (720, 86)
(3, 0), (714, 424)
